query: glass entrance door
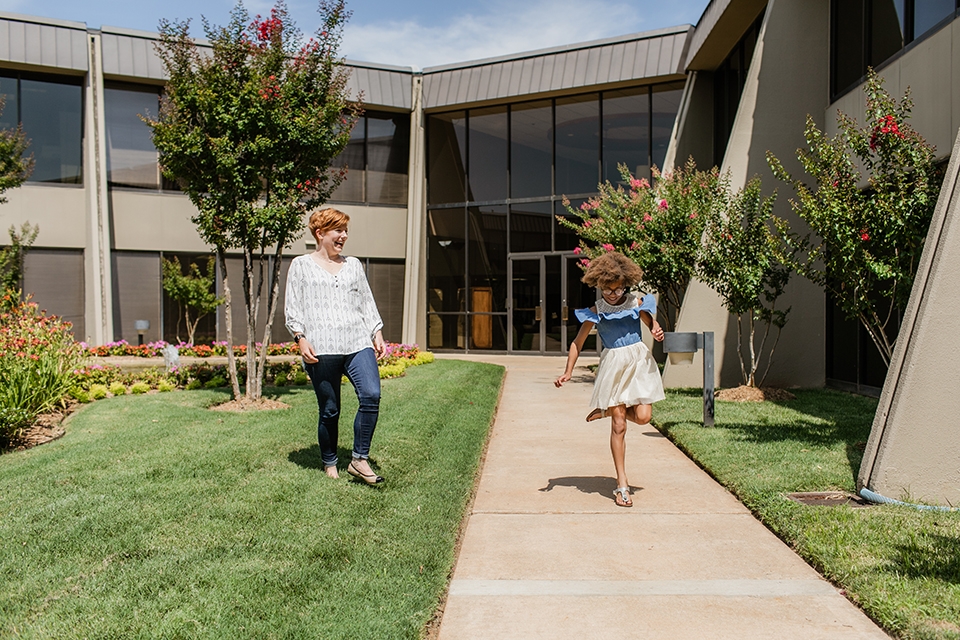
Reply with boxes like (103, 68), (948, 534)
(509, 253), (588, 354)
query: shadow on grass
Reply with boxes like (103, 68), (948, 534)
(288, 444), (356, 471)
(539, 476), (643, 503)
(660, 388), (877, 482)
(887, 532), (960, 583)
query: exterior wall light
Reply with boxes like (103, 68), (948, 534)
(135, 319), (150, 346)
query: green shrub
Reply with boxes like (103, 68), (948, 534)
(89, 384), (108, 400)
(157, 380), (176, 393)
(0, 292), (86, 439)
(185, 379), (202, 391)
(109, 382), (127, 396)
(274, 373), (288, 386)
(204, 376), (226, 389)
(69, 387), (91, 403)
(411, 351), (435, 366)
(292, 371), (308, 385)
(379, 363), (406, 379)
(130, 382), (150, 395)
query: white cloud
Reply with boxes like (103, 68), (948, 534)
(341, 0), (670, 68)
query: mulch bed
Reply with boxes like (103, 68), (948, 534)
(2, 402), (80, 452)
(715, 385), (796, 402)
(209, 397), (291, 412)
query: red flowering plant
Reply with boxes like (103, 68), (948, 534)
(0, 291), (85, 439)
(767, 70), (942, 365)
(699, 178), (792, 387)
(558, 158), (727, 330)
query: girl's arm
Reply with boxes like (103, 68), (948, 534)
(555, 320), (595, 387)
(639, 311), (665, 342)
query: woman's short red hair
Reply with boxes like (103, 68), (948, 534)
(308, 208), (350, 239)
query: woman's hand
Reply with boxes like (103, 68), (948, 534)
(555, 372), (571, 388)
(299, 337), (318, 364)
(373, 331), (386, 359)
(651, 320), (665, 342)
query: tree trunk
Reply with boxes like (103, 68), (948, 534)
(216, 247), (241, 399)
(257, 244), (286, 399)
(242, 246), (260, 400)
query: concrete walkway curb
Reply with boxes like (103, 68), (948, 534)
(436, 354), (889, 639)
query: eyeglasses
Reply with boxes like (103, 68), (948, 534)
(601, 287), (626, 296)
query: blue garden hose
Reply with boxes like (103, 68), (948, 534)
(859, 487), (960, 512)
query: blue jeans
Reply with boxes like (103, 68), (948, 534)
(304, 348), (381, 468)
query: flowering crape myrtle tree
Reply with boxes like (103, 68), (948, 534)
(559, 158), (727, 331)
(699, 178), (791, 387)
(0, 96), (36, 295)
(767, 70), (942, 366)
(147, 0), (359, 400)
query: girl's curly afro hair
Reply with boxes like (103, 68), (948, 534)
(581, 251), (644, 290)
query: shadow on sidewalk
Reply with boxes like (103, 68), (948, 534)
(539, 475), (643, 503)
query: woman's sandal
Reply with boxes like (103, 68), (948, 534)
(613, 486), (633, 507)
(347, 460), (384, 485)
(586, 408), (607, 422)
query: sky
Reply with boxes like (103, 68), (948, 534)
(0, 0), (709, 68)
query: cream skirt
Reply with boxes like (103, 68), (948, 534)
(590, 340), (665, 409)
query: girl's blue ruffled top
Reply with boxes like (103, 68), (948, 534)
(575, 293), (656, 349)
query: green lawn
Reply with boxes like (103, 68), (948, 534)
(1, 359), (504, 639)
(655, 388), (960, 640)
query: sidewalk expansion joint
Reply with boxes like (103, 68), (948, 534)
(448, 579), (838, 598)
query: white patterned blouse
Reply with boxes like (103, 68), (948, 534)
(284, 254), (384, 355)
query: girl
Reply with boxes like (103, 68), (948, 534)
(554, 251), (665, 507)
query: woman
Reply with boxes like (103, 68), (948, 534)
(285, 207), (387, 485)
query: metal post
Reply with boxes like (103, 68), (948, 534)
(702, 331), (714, 427)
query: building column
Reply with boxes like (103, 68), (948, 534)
(402, 72), (427, 347)
(83, 32), (114, 345)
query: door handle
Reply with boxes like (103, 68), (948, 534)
(535, 306), (542, 321)
(562, 306), (569, 322)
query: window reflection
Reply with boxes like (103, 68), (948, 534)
(428, 111), (467, 204)
(554, 200), (583, 252)
(468, 106), (507, 202)
(510, 201), (552, 253)
(0, 76), (16, 130)
(105, 85), (161, 189)
(603, 88), (649, 184)
(555, 94), (599, 197)
(914, 0), (956, 38)
(872, 0), (905, 66)
(653, 83), (684, 172)
(510, 100), (552, 199)
(427, 208), (466, 313)
(20, 78), (82, 184)
(468, 205), (507, 313)
(367, 111), (409, 205)
(332, 116), (365, 202)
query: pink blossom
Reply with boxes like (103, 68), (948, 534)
(602, 243), (615, 252)
(643, 214), (652, 222)
(689, 212), (697, 219)
(860, 229), (870, 241)
(658, 199), (669, 210)
(629, 177), (649, 190)
(583, 220), (592, 228)
(573, 247), (582, 255)
(580, 259), (591, 267)
(630, 241), (639, 250)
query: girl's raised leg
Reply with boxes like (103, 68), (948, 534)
(626, 403), (652, 425)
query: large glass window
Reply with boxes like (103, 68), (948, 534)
(425, 81), (684, 350)
(1, 73), (83, 185)
(713, 12), (763, 166)
(467, 107), (508, 202)
(427, 111), (467, 205)
(105, 85), (162, 189)
(555, 94), (599, 197)
(510, 100), (553, 199)
(832, 0), (960, 100)
(603, 88), (649, 186)
(331, 109), (410, 205)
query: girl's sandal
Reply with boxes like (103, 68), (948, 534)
(586, 408), (607, 422)
(613, 487), (633, 507)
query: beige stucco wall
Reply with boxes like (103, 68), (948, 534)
(663, 0), (829, 389)
(109, 189), (408, 259)
(0, 184), (87, 248)
(857, 132), (960, 507)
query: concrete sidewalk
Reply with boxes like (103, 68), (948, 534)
(436, 354), (888, 639)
